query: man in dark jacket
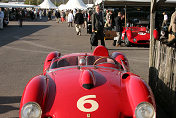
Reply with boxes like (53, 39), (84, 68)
(16, 9), (23, 27)
(74, 9), (84, 36)
(92, 5), (105, 46)
(55, 10), (60, 23)
(113, 12), (123, 46)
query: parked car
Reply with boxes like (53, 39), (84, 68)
(122, 26), (158, 46)
(20, 46), (156, 118)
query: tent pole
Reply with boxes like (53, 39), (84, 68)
(125, 5), (127, 28)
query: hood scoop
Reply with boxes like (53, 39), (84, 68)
(80, 70), (96, 90)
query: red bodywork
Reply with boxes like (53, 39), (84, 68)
(20, 46), (155, 118)
(122, 27), (158, 45)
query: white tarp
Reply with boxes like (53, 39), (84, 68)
(0, 2), (36, 8)
(95, 0), (103, 5)
(39, 0), (57, 9)
(86, 4), (94, 8)
(64, 0), (87, 10)
(58, 4), (66, 10)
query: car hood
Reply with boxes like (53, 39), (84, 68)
(46, 67), (123, 117)
(133, 31), (150, 40)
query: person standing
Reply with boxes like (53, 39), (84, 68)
(162, 12), (168, 28)
(113, 12), (123, 47)
(55, 10), (60, 23)
(67, 10), (74, 27)
(34, 9), (37, 20)
(39, 10), (42, 20)
(167, 10), (176, 46)
(17, 9), (23, 27)
(61, 10), (65, 23)
(48, 10), (52, 20)
(30, 10), (35, 21)
(0, 8), (4, 29)
(74, 9), (84, 36)
(92, 5), (105, 46)
(83, 10), (88, 28)
(104, 10), (110, 27)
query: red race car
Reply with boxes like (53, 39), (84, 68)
(20, 46), (156, 118)
(122, 27), (158, 46)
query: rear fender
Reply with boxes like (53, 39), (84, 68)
(20, 75), (47, 114)
(121, 72), (156, 115)
(111, 52), (130, 71)
(43, 51), (60, 75)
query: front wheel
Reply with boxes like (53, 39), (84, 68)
(124, 35), (131, 47)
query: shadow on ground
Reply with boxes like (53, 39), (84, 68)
(0, 24), (50, 47)
(149, 67), (176, 118)
(0, 96), (21, 114)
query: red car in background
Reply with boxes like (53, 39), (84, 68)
(122, 26), (158, 46)
(19, 46), (156, 118)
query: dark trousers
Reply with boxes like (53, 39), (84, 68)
(18, 19), (23, 27)
(68, 22), (72, 27)
(96, 30), (105, 46)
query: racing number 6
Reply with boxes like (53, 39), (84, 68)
(77, 95), (99, 112)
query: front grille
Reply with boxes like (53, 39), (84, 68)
(137, 40), (149, 43)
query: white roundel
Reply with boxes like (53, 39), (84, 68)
(77, 95), (99, 112)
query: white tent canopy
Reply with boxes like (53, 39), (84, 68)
(58, 4), (66, 10)
(64, 0), (87, 10)
(86, 4), (94, 8)
(39, 0), (57, 9)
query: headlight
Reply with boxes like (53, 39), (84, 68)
(135, 102), (156, 118)
(133, 38), (137, 42)
(21, 102), (42, 118)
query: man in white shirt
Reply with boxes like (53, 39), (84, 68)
(67, 10), (74, 27)
(162, 12), (168, 27)
(0, 8), (4, 29)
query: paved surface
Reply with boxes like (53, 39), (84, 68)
(0, 18), (167, 118)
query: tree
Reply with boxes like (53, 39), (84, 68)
(25, 0), (42, 5)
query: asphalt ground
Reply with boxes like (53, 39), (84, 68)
(0, 17), (167, 118)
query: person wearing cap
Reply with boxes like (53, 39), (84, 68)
(0, 8), (4, 29)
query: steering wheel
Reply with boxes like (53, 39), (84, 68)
(93, 57), (118, 66)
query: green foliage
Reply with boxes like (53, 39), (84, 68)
(0, 0), (9, 3)
(24, 0), (42, 5)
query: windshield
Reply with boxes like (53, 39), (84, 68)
(50, 55), (121, 69)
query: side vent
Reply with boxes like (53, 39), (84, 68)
(80, 70), (96, 90)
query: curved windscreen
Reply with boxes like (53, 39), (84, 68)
(50, 55), (121, 69)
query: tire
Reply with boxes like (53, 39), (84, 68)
(124, 35), (130, 47)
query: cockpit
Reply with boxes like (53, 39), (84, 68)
(50, 55), (121, 69)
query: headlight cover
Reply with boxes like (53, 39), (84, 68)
(135, 102), (156, 118)
(21, 102), (42, 118)
(133, 38), (137, 42)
